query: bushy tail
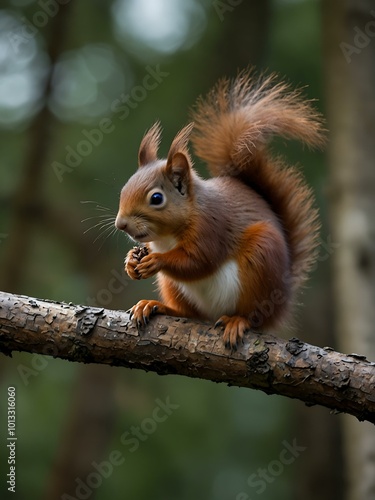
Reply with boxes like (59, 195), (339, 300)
(190, 70), (325, 290)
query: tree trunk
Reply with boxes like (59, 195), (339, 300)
(0, 291), (374, 424)
(0, 2), (74, 294)
(324, 0), (375, 498)
(43, 365), (116, 500)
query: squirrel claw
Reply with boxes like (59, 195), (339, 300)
(216, 315), (250, 349)
(129, 299), (165, 328)
(214, 319), (224, 328)
(134, 253), (161, 280)
(224, 340), (233, 351)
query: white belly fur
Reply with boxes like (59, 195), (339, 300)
(150, 236), (177, 254)
(177, 260), (240, 320)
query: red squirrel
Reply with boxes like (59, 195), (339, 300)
(115, 71), (324, 348)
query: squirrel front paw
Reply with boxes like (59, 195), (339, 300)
(125, 246), (149, 280)
(135, 253), (162, 279)
(124, 246), (161, 280)
(125, 249), (141, 280)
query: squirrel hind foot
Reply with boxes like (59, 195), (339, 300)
(130, 299), (182, 328)
(130, 299), (165, 328)
(215, 315), (251, 350)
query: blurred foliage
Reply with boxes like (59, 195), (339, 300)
(0, 1), (331, 499)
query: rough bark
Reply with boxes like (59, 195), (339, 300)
(0, 291), (374, 424)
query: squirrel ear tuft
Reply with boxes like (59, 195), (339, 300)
(166, 152), (191, 196)
(167, 122), (194, 165)
(138, 121), (162, 167)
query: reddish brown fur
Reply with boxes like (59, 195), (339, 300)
(235, 221), (291, 326)
(191, 70), (324, 291)
(117, 71), (324, 347)
(138, 122), (162, 166)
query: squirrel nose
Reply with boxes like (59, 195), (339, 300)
(115, 215), (128, 231)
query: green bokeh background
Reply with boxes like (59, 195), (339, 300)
(0, 1), (336, 499)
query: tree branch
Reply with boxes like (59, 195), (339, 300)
(0, 291), (374, 423)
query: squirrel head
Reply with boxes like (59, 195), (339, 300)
(115, 122), (196, 243)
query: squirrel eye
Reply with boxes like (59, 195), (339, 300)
(150, 192), (164, 206)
